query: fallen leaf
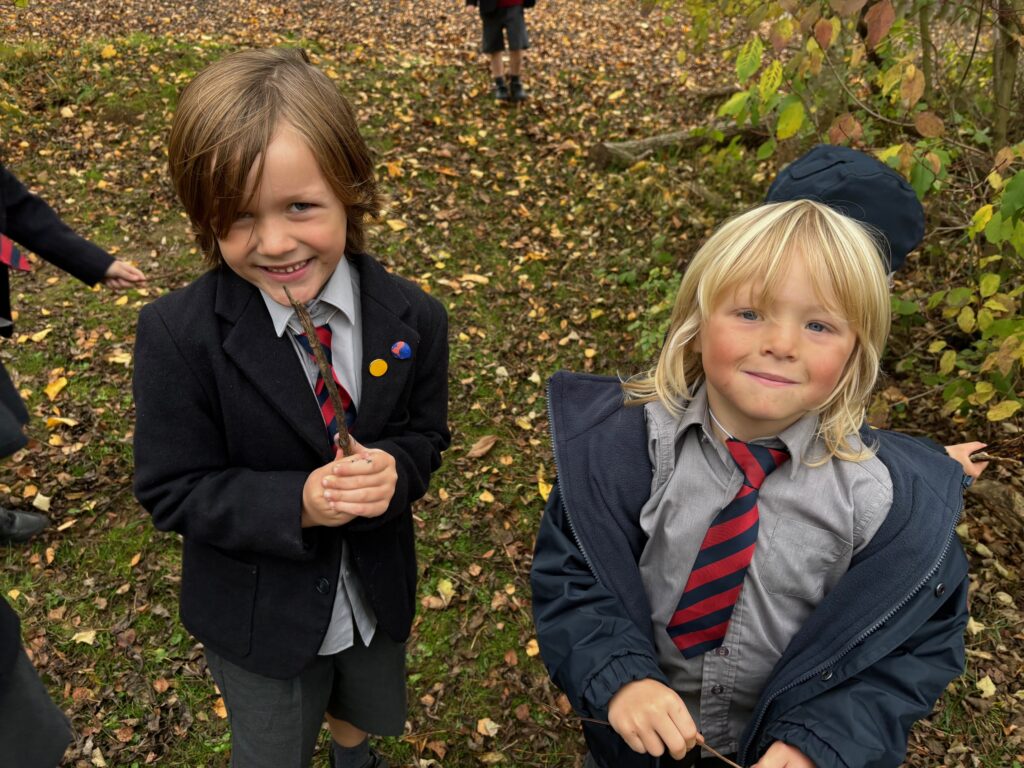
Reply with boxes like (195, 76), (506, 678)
(479, 490), (495, 503)
(467, 435), (499, 458)
(976, 675), (996, 698)
(72, 629), (98, 645)
(476, 717), (500, 737)
(525, 638), (540, 657)
(44, 377), (68, 401)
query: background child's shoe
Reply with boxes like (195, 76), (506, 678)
(492, 77), (510, 101)
(0, 507), (50, 544)
(509, 76), (527, 101)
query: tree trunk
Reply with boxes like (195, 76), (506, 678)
(993, 0), (1022, 148)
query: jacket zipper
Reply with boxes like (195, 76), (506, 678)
(546, 384), (600, 581)
(741, 474), (968, 762)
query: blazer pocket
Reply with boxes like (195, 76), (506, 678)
(758, 517), (850, 600)
(182, 543), (258, 658)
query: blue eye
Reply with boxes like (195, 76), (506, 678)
(739, 309), (759, 321)
(290, 202), (313, 213)
(807, 321), (829, 333)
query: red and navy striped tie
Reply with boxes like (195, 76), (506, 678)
(667, 439), (790, 658)
(0, 235), (31, 272)
(295, 325), (356, 444)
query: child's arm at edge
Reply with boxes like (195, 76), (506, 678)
(530, 482), (671, 721)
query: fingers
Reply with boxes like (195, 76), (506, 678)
(321, 447), (397, 517)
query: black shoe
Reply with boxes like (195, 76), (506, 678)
(492, 79), (510, 101)
(0, 507), (50, 544)
(330, 743), (390, 768)
(509, 78), (527, 101)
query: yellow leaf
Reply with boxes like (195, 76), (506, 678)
(538, 479), (552, 502)
(525, 638), (540, 657)
(608, 89), (625, 102)
(100, 44), (117, 59)
(7, 589), (19, 600)
(515, 417), (533, 430)
(31, 327), (53, 342)
(32, 493), (51, 512)
(938, 349), (957, 376)
(106, 352), (132, 366)
(60, 106), (74, 118)
(976, 675), (996, 698)
(479, 490), (495, 503)
(72, 629), (97, 645)
(584, 348), (597, 359)
(44, 376), (68, 401)
(957, 306), (976, 333)
(129, 552), (142, 567)
(460, 273), (489, 285)
(213, 697), (228, 718)
(386, 219), (407, 231)
(437, 578), (455, 605)
(114, 294), (129, 306)
(986, 400), (1021, 421)
(46, 417), (78, 429)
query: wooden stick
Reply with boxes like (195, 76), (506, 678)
(575, 716), (742, 768)
(282, 286), (353, 456)
(970, 433), (1024, 463)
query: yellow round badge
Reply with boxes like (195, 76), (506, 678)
(369, 359), (388, 377)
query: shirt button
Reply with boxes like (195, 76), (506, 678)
(316, 577), (331, 594)
(934, 583), (946, 597)
(715, 647), (730, 656)
(821, 669), (834, 681)
(711, 684), (725, 695)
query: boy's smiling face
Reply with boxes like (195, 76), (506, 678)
(696, 255), (857, 441)
(217, 122), (347, 306)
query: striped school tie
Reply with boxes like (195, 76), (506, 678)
(294, 325), (356, 444)
(0, 235), (31, 272)
(667, 439), (790, 658)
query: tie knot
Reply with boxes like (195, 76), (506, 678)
(726, 439), (790, 489)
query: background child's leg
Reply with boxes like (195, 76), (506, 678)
(489, 51), (504, 79)
(508, 49), (523, 78)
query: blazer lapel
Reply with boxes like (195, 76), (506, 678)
(351, 253), (420, 441)
(215, 268), (330, 457)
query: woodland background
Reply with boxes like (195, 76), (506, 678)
(0, 0), (1022, 765)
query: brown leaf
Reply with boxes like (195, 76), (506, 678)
(556, 693), (573, 715)
(814, 18), (834, 50)
(466, 434), (499, 459)
(914, 111), (945, 138)
(864, 0), (895, 50)
(829, 112), (863, 144)
(514, 703), (531, 721)
(900, 65), (925, 110)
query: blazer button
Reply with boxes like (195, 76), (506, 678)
(316, 577), (331, 594)
(711, 684), (725, 695)
(821, 669), (834, 681)
(934, 582), (946, 597)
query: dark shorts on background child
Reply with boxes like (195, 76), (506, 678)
(205, 629), (406, 768)
(481, 6), (529, 52)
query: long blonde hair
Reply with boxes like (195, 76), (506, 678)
(623, 200), (891, 461)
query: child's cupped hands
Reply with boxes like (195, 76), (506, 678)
(752, 740), (815, 767)
(301, 437), (398, 528)
(607, 679), (702, 760)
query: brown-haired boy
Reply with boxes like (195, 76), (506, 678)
(133, 48), (450, 768)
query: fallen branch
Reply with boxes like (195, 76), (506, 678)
(589, 122), (761, 170)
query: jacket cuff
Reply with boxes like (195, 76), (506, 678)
(763, 720), (844, 768)
(583, 651), (669, 718)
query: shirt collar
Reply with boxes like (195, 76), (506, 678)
(260, 257), (356, 338)
(668, 382), (823, 479)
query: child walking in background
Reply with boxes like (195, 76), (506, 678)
(133, 48), (449, 768)
(532, 199), (970, 767)
(466, 0), (535, 101)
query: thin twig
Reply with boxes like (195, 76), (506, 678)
(575, 715), (743, 768)
(970, 433), (1024, 463)
(282, 285), (353, 456)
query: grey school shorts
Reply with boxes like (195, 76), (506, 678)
(481, 5), (530, 53)
(205, 629), (406, 768)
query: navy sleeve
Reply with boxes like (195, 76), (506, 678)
(531, 482), (669, 719)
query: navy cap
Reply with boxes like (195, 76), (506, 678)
(765, 144), (925, 271)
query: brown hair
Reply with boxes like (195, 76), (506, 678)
(167, 47), (381, 267)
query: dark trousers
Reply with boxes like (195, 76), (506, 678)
(585, 749), (738, 768)
(0, 646), (73, 768)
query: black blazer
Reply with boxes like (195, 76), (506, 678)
(0, 162), (113, 336)
(467, 0), (536, 14)
(132, 253), (450, 679)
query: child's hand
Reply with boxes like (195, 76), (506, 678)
(945, 441), (989, 480)
(102, 259), (147, 289)
(607, 679), (702, 760)
(753, 740), (815, 767)
(301, 461), (356, 528)
(321, 436), (398, 519)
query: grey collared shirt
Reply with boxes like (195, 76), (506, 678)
(638, 384), (893, 753)
(260, 257), (376, 654)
